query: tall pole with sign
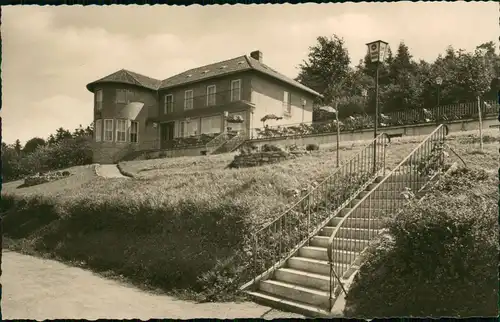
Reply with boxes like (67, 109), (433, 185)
(366, 40), (388, 173)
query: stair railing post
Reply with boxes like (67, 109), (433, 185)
(307, 185), (311, 245)
(329, 263), (333, 309)
(383, 137), (387, 176)
(253, 234), (257, 287)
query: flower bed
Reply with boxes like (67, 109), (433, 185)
(162, 133), (220, 149)
(23, 171), (72, 188)
(253, 102), (499, 140)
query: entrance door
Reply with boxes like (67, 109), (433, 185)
(160, 122), (175, 149)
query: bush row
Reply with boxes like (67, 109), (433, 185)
(2, 136), (93, 182)
(1, 193), (253, 300)
(344, 167), (498, 317)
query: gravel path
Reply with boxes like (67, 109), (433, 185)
(95, 164), (128, 178)
(2, 251), (303, 320)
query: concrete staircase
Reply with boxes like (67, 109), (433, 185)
(245, 171), (426, 317)
(212, 131), (248, 155)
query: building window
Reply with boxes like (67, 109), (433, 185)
(184, 90), (194, 110)
(179, 119), (200, 137)
(231, 79), (241, 102)
(201, 115), (222, 134)
(206, 85), (216, 106)
(283, 91), (292, 116)
(116, 119), (127, 142)
(95, 119), (102, 142)
(96, 89), (103, 111)
(164, 94), (174, 114)
(130, 121), (138, 143)
(104, 119), (113, 142)
(116, 89), (132, 104)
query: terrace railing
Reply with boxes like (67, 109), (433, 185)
(240, 133), (391, 291)
(250, 100), (498, 140)
(326, 124), (449, 309)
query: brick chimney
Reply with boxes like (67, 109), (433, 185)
(250, 50), (263, 63)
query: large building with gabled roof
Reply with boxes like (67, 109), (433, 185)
(86, 50), (322, 163)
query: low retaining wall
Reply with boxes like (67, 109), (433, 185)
(229, 151), (290, 168)
(248, 116), (498, 148)
(143, 146), (207, 159)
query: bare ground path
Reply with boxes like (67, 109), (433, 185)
(1, 251), (303, 320)
(95, 164), (129, 178)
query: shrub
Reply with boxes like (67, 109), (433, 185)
(261, 144), (283, 152)
(345, 168), (498, 317)
(1, 194), (254, 300)
(9, 136), (93, 180)
(238, 142), (258, 156)
(306, 143), (320, 151)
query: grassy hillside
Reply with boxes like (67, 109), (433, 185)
(1, 129), (496, 302)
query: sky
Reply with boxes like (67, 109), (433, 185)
(1, 2), (497, 144)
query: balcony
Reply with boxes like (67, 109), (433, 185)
(156, 89), (254, 122)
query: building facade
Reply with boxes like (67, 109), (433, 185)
(86, 51), (322, 164)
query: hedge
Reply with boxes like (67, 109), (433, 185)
(344, 167), (498, 317)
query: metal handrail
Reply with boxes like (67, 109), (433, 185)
(240, 133), (391, 290)
(249, 100), (497, 140)
(256, 133), (391, 236)
(217, 129), (248, 153)
(326, 124), (449, 309)
(205, 132), (230, 152)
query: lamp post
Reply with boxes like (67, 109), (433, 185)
(301, 98), (306, 124)
(435, 76), (442, 107)
(361, 89), (368, 112)
(319, 105), (340, 167)
(366, 40), (389, 172)
(435, 77), (443, 124)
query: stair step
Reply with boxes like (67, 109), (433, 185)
(245, 290), (331, 318)
(298, 246), (329, 261)
(359, 190), (406, 199)
(348, 199), (363, 207)
(340, 207), (387, 218)
(382, 173), (425, 183)
(341, 217), (383, 230)
(287, 256), (340, 276)
(337, 227), (380, 240)
(299, 246), (356, 264)
(310, 236), (369, 251)
(259, 279), (331, 309)
(274, 268), (331, 291)
(318, 226), (336, 236)
(355, 199), (404, 209)
(367, 181), (425, 191)
(329, 217), (342, 226)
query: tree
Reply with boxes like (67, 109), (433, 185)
(296, 35), (351, 110)
(72, 124), (93, 138)
(23, 137), (46, 154)
(381, 42), (423, 112)
(13, 139), (22, 155)
(47, 127), (72, 145)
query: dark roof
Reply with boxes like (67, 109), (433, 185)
(86, 69), (161, 92)
(159, 55), (321, 97)
(86, 54), (322, 97)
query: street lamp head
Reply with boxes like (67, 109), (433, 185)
(361, 89), (368, 97)
(301, 98), (307, 107)
(435, 76), (443, 85)
(366, 40), (389, 64)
